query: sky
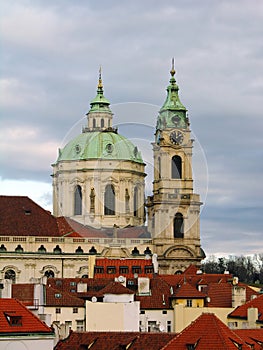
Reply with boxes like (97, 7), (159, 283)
(1, 0), (263, 257)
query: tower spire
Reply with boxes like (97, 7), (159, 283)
(98, 65), (103, 89)
(170, 57), (176, 77)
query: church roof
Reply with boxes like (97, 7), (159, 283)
(55, 130), (144, 164)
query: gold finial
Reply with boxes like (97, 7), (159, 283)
(98, 65), (103, 88)
(170, 57), (176, 77)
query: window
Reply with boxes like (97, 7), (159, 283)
(145, 266), (153, 274)
(90, 188), (95, 213)
(5, 314), (22, 326)
(15, 244), (23, 252)
(74, 185), (82, 215)
(186, 299), (192, 307)
(148, 321), (157, 332)
(101, 118), (104, 128)
(76, 320), (84, 331)
(70, 281), (76, 286)
(53, 245), (62, 254)
(171, 155), (182, 179)
(125, 189), (130, 213)
(55, 293), (61, 298)
(132, 266), (141, 274)
(38, 245), (46, 253)
(174, 213), (184, 238)
(56, 308), (61, 314)
(134, 186), (138, 217)
(107, 266), (116, 274)
(119, 266), (129, 274)
(94, 266), (104, 274)
(104, 184), (115, 215)
(75, 246), (83, 254)
(0, 244), (7, 252)
(93, 118), (96, 128)
(4, 269), (16, 283)
(167, 320), (172, 332)
(158, 157), (161, 178)
(73, 307), (78, 314)
(55, 280), (62, 286)
(162, 310), (167, 314)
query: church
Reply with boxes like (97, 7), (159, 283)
(0, 62), (205, 283)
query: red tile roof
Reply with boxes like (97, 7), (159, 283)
(136, 277), (172, 309)
(0, 196), (59, 237)
(234, 329), (263, 350)
(162, 313), (251, 350)
(46, 285), (85, 307)
(54, 331), (176, 350)
(173, 282), (206, 299)
(0, 298), (53, 334)
(99, 281), (134, 295)
(228, 293), (263, 321)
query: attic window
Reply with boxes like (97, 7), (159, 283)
(119, 266), (129, 274)
(24, 209), (31, 215)
(132, 266), (141, 274)
(94, 266), (104, 274)
(107, 266), (116, 274)
(55, 293), (62, 298)
(5, 313), (22, 326)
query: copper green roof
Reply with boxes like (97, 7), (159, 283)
(87, 68), (112, 115)
(156, 60), (188, 130)
(56, 130), (144, 164)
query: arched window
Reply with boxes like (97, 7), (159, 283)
(89, 246), (97, 254)
(0, 244), (7, 252)
(90, 188), (95, 213)
(174, 213), (184, 238)
(101, 118), (104, 128)
(158, 157), (161, 179)
(38, 245), (46, 253)
(5, 269), (16, 283)
(134, 187), (139, 217)
(74, 185), (82, 215)
(75, 246), (83, 254)
(53, 245), (62, 254)
(104, 184), (115, 215)
(93, 118), (96, 128)
(15, 245), (23, 252)
(125, 189), (130, 213)
(172, 156), (182, 179)
(44, 270), (55, 278)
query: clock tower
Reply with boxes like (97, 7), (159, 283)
(147, 60), (204, 273)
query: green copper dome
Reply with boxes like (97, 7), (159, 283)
(156, 60), (188, 130)
(57, 130), (144, 164)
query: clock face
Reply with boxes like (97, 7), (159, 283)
(170, 130), (184, 145)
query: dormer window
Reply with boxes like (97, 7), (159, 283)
(5, 313), (22, 326)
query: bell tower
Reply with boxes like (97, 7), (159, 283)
(147, 60), (204, 273)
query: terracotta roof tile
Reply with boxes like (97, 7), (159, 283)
(99, 281), (134, 295)
(173, 282), (206, 299)
(228, 293), (263, 321)
(136, 277), (172, 309)
(54, 331), (176, 350)
(46, 285), (85, 307)
(0, 298), (53, 334)
(234, 329), (263, 349)
(162, 313), (251, 350)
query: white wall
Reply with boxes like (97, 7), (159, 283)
(0, 336), (54, 350)
(86, 301), (140, 331)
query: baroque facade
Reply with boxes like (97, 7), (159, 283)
(0, 62), (205, 282)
